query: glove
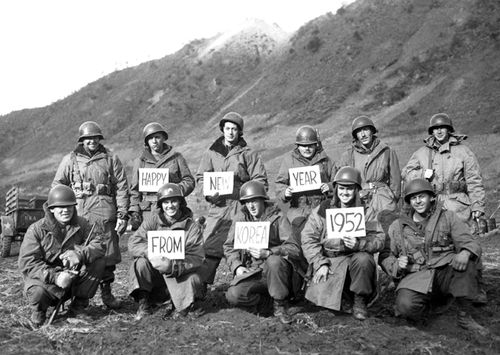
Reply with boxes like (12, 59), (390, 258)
(59, 250), (81, 268)
(129, 211), (143, 231)
(172, 260), (186, 278)
(115, 218), (128, 235)
(55, 271), (75, 289)
(149, 255), (173, 274)
(205, 193), (223, 206)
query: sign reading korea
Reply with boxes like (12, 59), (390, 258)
(325, 207), (366, 239)
(233, 221), (270, 250)
(203, 171), (234, 196)
(139, 168), (169, 192)
(289, 165), (322, 193)
(147, 230), (185, 259)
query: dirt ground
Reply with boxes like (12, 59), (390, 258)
(1, 229), (500, 355)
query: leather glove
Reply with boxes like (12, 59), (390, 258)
(115, 218), (128, 235)
(59, 250), (81, 268)
(205, 192), (223, 206)
(129, 211), (143, 231)
(55, 270), (75, 289)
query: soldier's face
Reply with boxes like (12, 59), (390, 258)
(147, 132), (166, 153)
(223, 122), (240, 145)
(297, 144), (317, 159)
(244, 198), (266, 219)
(432, 126), (450, 143)
(337, 184), (356, 205)
(410, 192), (434, 214)
(82, 136), (101, 152)
(50, 206), (74, 225)
(355, 127), (374, 147)
(162, 198), (181, 217)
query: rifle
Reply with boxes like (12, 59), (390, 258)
(46, 223), (96, 326)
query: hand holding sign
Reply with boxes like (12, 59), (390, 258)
(289, 165), (322, 193)
(326, 207), (366, 239)
(203, 172), (234, 196)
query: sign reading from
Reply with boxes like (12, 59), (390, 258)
(203, 172), (234, 196)
(233, 221), (270, 250)
(289, 165), (322, 193)
(325, 207), (366, 239)
(147, 230), (185, 259)
(139, 168), (169, 192)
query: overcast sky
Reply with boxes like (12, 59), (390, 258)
(0, 0), (352, 115)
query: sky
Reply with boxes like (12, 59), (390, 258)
(0, 0), (352, 115)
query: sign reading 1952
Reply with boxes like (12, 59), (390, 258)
(325, 207), (366, 239)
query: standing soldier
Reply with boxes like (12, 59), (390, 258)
(196, 112), (268, 289)
(275, 125), (337, 231)
(128, 122), (195, 230)
(339, 116), (401, 222)
(381, 179), (487, 335)
(52, 121), (129, 309)
(18, 185), (106, 327)
(402, 113), (486, 303)
(224, 181), (306, 324)
(301, 167), (385, 320)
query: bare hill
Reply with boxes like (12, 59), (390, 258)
(1, 0), (500, 214)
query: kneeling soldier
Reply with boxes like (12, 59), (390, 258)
(224, 181), (306, 324)
(301, 167), (385, 320)
(381, 178), (487, 334)
(18, 185), (106, 327)
(128, 183), (205, 320)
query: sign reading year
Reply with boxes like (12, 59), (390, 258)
(139, 168), (169, 192)
(203, 172), (234, 196)
(147, 230), (185, 259)
(326, 207), (366, 239)
(233, 221), (270, 250)
(288, 165), (322, 193)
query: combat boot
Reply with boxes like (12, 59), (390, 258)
(100, 282), (121, 309)
(456, 298), (489, 336)
(353, 294), (368, 321)
(30, 310), (46, 328)
(67, 297), (90, 319)
(273, 299), (293, 324)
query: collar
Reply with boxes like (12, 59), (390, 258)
(74, 142), (107, 158)
(209, 136), (247, 156)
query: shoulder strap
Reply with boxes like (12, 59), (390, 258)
(70, 152), (83, 183)
(398, 219), (408, 256)
(424, 204), (443, 255)
(427, 147), (434, 170)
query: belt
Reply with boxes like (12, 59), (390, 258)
(432, 181), (467, 194)
(362, 181), (388, 190)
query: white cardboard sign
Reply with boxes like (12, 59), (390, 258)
(139, 168), (169, 192)
(147, 230), (185, 259)
(325, 207), (366, 239)
(203, 171), (234, 196)
(289, 165), (322, 193)
(233, 221), (270, 250)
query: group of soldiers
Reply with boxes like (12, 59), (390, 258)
(18, 111), (488, 335)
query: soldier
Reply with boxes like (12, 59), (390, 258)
(381, 179), (487, 335)
(52, 121), (129, 309)
(224, 181), (306, 324)
(339, 116), (401, 223)
(402, 113), (487, 303)
(301, 167), (385, 320)
(275, 125), (338, 231)
(18, 185), (106, 327)
(128, 183), (205, 320)
(128, 122), (195, 230)
(196, 112), (268, 289)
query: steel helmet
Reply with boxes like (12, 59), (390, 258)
(428, 113), (454, 134)
(334, 166), (362, 188)
(239, 181), (268, 202)
(404, 178), (435, 203)
(78, 121), (104, 141)
(143, 122), (168, 145)
(351, 116), (377, 138)
(295, 126), (319, 145)
(47, 185), (77, 208)
(156, 183), (185, 207)
(219, 112), (244, 134)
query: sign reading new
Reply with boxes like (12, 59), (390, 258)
(288, 165), (322, 193)
(203, 171), (234, 196)
(147, 230), (185, 259)
(325, 207), (366, 239)
(139, 168), (169, 192)
(233, 221), (270, 250)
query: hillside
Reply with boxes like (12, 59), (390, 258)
(1, 0), (500, 214)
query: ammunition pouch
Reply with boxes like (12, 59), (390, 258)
(72, 182), (111, 197)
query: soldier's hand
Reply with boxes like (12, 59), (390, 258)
(472, 211), (484, 219)
(205, 192), (223, 206)
(320, 183), (330, 194)
(149, 255), (172, 274)
(173, 260), (186, 278)
(341, 235), (357, 249)
(248, 247), (271, 260)
(129, 212), (142, 231)
(55, 271), (75, 289)
(59, 250), (81, 268)
(235, 266), (250, 276)
(452, 250), (471, 271)
(398, 255), (409, 270)
(284, 187), (293, 198)
(115, 218), (128, 235)
(313, 265), (329, 283)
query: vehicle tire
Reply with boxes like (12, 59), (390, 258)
(1, 234), (12, 258)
